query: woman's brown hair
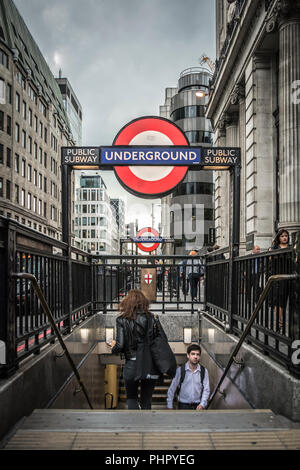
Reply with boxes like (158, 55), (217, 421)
(118, 289), (150, 320)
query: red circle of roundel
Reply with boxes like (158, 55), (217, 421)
(113, 116), (189, 198)
(136, 227), (160, 252)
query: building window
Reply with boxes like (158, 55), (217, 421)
(28, 135), (32, 154)
(6, 180), (11, 200)
(15, 185), (19, 204)
(0, 79), (5, 104)
(0, 49), (9, 68)
(28, 108), (32, 126)
(27, 164), (32, 182)
(15, 92), (20, 112)
(21, 189), (25, 207)
(22, 130), (26, 148)
(7, 83), (12, 104)
(34, 142), (37, 159)
(7, 115), (11, 135)
(22, 100), (27, 119)
(33, 169), (37, 185)
(15, 154), (19, 173)
(27, 192), (31, 210)
(0, 177), (3, 197)
(184, 130), (213, 144)
(171, 105), (206, 122)
(0, 143), (3, 164)
(21, 159), (26, 177)
(15, 123), (20, 142)
(6, 147), (11, 167)
(0, 110), (3, 129)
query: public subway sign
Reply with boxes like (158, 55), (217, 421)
(61, 145), (240, 168)
(201, 147), (241, 167)
(62, 147), (100, 166)
(61, 116), (240, 198)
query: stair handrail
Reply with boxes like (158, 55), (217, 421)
(11, 272), (93, 409)
(206, 273), (300, 409)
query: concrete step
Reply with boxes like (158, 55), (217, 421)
(2, 409), (300, 450)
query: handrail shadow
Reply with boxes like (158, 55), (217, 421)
(11, 272), (93, 409)
(206, 273), (300, 409)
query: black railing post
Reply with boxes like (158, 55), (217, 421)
(227, 164), (241, 332)
(0, 218), (17, 377)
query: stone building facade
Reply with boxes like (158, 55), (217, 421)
(207, 0), (300, 252)
(0, 0), (75, 241)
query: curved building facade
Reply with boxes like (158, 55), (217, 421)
(160, 68), (214, 254)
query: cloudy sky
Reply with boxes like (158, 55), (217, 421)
(14, 0), (216, 228)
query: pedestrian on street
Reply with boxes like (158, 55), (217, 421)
(268, 229), (290, 333)
(109, 289), (160, 409)
(186, 251), (203, 301)
(167, 344), (210, 410)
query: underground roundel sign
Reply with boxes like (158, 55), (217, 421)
(136, 227), (160, 253)
(113, 116), (189, 198)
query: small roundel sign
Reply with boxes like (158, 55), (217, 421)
(113, 116), (189, 198)
(136, 227), (160, 252)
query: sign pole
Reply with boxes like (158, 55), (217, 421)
(227, 164), (241, 332)
(61, 162), (73, 332)
(232, 164), (241, 258)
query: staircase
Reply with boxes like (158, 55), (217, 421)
(2, 409), (300, 450)
(118, 374), (172, 409)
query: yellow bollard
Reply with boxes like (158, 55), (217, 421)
(104, 364), (119, 409)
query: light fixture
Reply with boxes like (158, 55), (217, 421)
(183, 327), (192, 344)
(73, 165), (99, 170)
(208, 328), (215, 344)
(195, 90), (207, 98)
(195, 86), (208, 98)
(202, 166), (230, 170)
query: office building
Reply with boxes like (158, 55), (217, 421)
(74, 174), (119, 254)
(56, 72), (82, 146)
(160, 68), (214, 254)
(0, 0), (75, 240)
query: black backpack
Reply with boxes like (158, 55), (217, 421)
(176, 362), (206, 399)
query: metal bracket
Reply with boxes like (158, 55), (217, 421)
(217, 388), (226, 399)
(233, 356), (245, 368)
(54, 350), (65, 359)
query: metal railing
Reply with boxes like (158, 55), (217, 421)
(0, 217), (93, 377)
(207, 273), (300, 408)
(11, 272), (93, 409)
(92, 254), (205, 315)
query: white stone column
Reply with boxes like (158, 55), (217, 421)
(244, 53), (275, 250)
(214, 117), (229, 247)
(278, 2), (300, 232)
